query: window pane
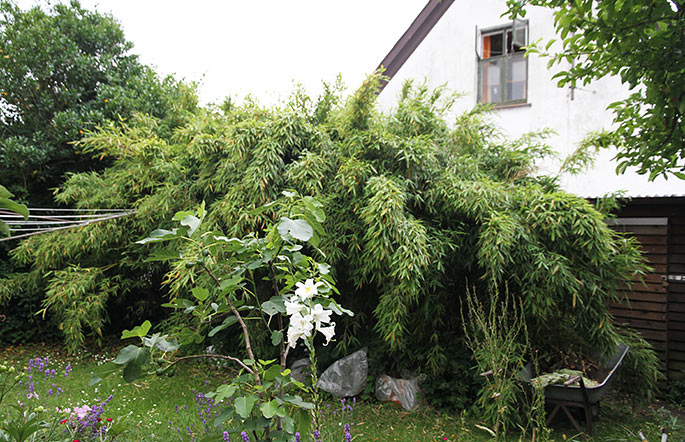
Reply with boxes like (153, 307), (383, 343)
(513, 26), (526, 52)
(506, 54), (526, 101)
(483, 32), (503, 58)
(481, 59), (501, 103)
(512, 19), (527, 52)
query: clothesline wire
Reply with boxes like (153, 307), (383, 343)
(0, 209), (136, 242)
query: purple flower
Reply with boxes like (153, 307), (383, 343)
(223, 431), (230, 441)
(313, 429), (321, 442)
(295, 432), (301, 442)
(241, 431), (250, 442)
(345, 423), (352, 442)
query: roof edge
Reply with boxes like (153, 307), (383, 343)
(375, 0), (455, 93)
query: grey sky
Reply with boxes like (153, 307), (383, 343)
(17, 1), (426, 105)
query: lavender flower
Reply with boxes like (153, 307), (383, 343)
(295, 432), (301, 442)
(223, 431), (230, 441)
(345, 423), (352, 442)
(313, 429), (322, 442)
(241, 431), (250, 442)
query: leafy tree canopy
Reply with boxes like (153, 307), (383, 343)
(507, 0), (685, 180)
(0, 0), (197, 203)
(2, 75), (658, 398)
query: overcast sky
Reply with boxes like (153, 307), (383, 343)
(18, 1), (426, 105)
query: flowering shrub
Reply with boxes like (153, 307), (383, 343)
(58, 395), (126, 442)
(91, 193), (352, 441)
(0, 356), (128, 442)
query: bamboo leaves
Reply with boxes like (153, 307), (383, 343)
(3, 74), (655, 394)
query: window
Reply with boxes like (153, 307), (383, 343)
(477, 20), (528, 105)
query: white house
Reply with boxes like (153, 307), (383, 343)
(374, 0), (685, 380)
(375, 0), (685, 198)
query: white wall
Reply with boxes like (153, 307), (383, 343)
(377, 0), (685, 197)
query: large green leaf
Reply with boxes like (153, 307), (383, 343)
(270, 329), (283, 347)
(0, 185), (27, 224)
(143, 333), (180, 352)
(208, 316), (238, 337)
(0, 198), (28, 220)
(0, 185), (12, 199)
(209, 383), (237, 402)
(277, 217), (313, 242)
(180, 214), (201, 235)
(260, 399), (282, 419)
(234, 395), (258, 419)
(191, 287), (209, 302)
(213, 407), (235, 426)
(135, 228), (183, 244)
(89, 361), (121, 386)
(121, 320), (152, 339)
(114, 345), (151, 382)
(262, 297), (285, 316)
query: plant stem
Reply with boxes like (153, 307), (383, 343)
(201, 263), (261, 386)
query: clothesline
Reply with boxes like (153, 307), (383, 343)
(0, 208), (137, 242)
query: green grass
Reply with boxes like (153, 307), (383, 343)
(1, 343), (684, 441)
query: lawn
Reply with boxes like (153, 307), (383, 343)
(1, 343), (683, 441)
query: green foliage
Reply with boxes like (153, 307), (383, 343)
(614, 328), (663, 401)
(507, 0), (685, 180)
(91, 195), (350, 441)
(462, 287), (529, 439)
(0, 185), (27, 237)
(0, 271), (60, 344)
(0, 0), (197, 204)
(6, 74), (658, 403)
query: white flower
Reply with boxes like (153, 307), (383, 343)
(318, 323), (336, 345)
(310, 303), (333, 328)
(287, 312), (314, 348)
(295, 279), (323, 301)
(285, 299), (305, 316)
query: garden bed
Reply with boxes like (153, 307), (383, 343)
(1, 343), (683, 441)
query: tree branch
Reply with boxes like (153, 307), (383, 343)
(201, 262), (261, 385)
(169, 353), (249, 374)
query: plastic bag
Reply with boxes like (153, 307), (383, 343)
(317, 348), (367, 398)
(289, 358), (311, 383)
(375, 374), (421, 411)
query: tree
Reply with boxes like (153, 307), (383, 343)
(3, 75), (660, 400)
(507, 0), (685, 180)
(0, 0), (197, 204)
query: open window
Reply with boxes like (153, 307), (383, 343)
(476, 20), (528, 105)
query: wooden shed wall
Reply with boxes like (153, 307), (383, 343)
(607, 198), (685, 380)
(668, 216), (685, 379)
(608, 220), (669, 369)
